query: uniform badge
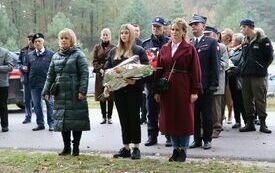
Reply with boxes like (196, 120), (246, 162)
(253, 45), (259, 49)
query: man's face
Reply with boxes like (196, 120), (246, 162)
(190, 22), (204, 37)
(240, 25), (249, 36)
(221, 31), (232, 45)
(152, 24), (164, 36)
(33, 38), (44, 50)
(28, 37), (34, 48)
(134, 26), (140, 38)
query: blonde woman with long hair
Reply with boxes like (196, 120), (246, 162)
(104, 24), (148, 159)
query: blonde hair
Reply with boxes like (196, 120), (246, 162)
(100, 28), (112, 40)
(172, 18), (188, 35)
(114, 24), (135, 60)
(58, 28), (77, 47)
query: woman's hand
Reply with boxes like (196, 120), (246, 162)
(124, 78), (136, 85)
(154, 94), (160, 103)
(43, 95), (49, 101)
(190, 94), (198, 103)
(78, 92), (87, 100)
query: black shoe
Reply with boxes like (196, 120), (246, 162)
(239, 123), (256, 132)
(144, 138), (157, 146)
(176, 148), (186, 162)
(100, 119), (107, 124)
(107, 119), (112, 124)
(169, 149), (179, 162)
(189, 141), (202, 149)
(131, 147), (141, 160)
(72, 147), (79, 156)
(113, 147), (131, 158)
(260, 125), (272, 134)
(32, 126), (45, 131)
(2, 127), (9, 132)
(58, 147), (71, 156)
(22, 119), (31, 124)
(232, 123), (241, 129)
(165, 138), (172, 147)
(203, 142), (212, 150)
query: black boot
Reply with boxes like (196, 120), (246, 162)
(176, 148), (186, 162)
(169, 149), (178, 162)
(259, 117), (272, 134)
(72, 131), (82, 156)
(59, 131), (71, 156)
(239, 117), (256, 132)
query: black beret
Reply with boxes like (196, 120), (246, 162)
(189, 14), (207, 25)
(240, 19), (255, 27)
(32, 33), (45, 43)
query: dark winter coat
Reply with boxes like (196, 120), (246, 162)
(27, 48), (54, 89)
(42, 46), (90, 131)
(91, 42), (115, 100)
(154, 40), (201, 136)
(239, 31), (274, 77)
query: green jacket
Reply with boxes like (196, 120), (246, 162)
(42, 46), (90, 131)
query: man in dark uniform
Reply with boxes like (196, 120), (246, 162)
(18, 33), (35, 124)
(142, 16), (170, 146)
(238, 19), (273, 133)
(188, 15), (219, 149)
(27, 33), (54, 131)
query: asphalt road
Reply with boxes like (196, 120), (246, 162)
(1, 108), (275, 162)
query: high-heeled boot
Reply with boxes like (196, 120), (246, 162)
(59, 131), (71, 155)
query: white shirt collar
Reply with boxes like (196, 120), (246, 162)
(194, 34), (204, 43)
(36, 47), (45, 54)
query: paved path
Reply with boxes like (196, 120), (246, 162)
(0, 108), (275, 162)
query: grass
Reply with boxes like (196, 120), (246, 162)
(0, 149), (274, 173)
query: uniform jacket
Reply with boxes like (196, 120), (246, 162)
(90, 42), (115, 100)
(104, 45), (149, 92)
(142, 34), (170, 51)
(154, 39), (201, 136)
(239, 31), (274, 77)
(190, 35), (219, 91)
(42, 46), (90, 132)
(214, 43), (229, 95)
(0, 47), (13, 87)
(18, 46), (35, 84)
(27, 47), (54, 89)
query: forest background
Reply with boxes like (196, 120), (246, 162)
(0, 0), (274, 58)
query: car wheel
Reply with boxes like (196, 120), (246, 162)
(16, 103), (25, 109)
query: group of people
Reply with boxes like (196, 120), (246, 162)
(0, 13), (273, 162)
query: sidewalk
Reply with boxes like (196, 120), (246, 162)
(0, 108), (274, 162)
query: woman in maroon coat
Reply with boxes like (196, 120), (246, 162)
(91, 28), (115, 124)
(154, 18), (201, 162)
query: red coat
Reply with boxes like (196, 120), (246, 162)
(155, 39), (201, 136)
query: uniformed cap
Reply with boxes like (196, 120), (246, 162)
(240, 19), (255, 27)
(152, 16), (165, 26)
(189, 14), (207, 25)
(32, 33), (45, 43)
(204, 26), (219, 34)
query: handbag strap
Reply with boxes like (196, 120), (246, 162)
(59, 56), (69, 76)
(167, 60), (176, 81)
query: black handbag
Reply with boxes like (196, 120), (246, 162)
(49, 57), (69, 96)
(155, 60), (176, 92)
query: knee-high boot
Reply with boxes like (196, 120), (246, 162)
(59, 131), (71, 155)
(72, 131), (82, 156)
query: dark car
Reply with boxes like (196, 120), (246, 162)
(7, 52), (24, 109)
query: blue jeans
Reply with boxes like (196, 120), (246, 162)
(31, 88), (54, 127)
(171, 135), (190, 149)
(23, 83), (32, 121)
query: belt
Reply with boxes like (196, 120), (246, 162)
(164, 69), (190, 73)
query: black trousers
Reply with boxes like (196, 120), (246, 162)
(228, 76), (247, 124)
(140, 92), (147, 122)
(194, 92), (213, 143)
(100, 100), (114, 119)
(0, 87), (9, 128)
(114, 87), (142, 144)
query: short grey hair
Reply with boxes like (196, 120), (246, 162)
(232, 33), (244, 44)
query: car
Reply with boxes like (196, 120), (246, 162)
(87, 66), (95, 95)
(7, 52), (25, 109)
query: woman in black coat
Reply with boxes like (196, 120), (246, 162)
(104, 24), (148, 160)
